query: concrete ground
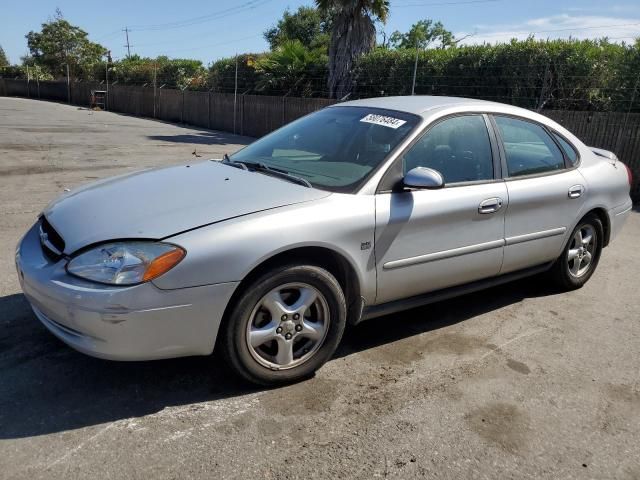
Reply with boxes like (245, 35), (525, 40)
(0, 97), (639, 480)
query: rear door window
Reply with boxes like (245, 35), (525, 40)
(494, 116), (566, 177)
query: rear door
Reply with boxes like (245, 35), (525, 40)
(374, 114), (507, 304)
(491, 115), (586, 274)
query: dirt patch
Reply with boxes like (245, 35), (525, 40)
(0, 164), (127, 176)
(0, 144), (51, 151)
(506, 358), (531, 375)
(14, 127), (107, 134)
(259, 377), (339, 416)
(599, 384), (640, 435)
(465, 402), (530, 453)
(365, 331), (493, 366)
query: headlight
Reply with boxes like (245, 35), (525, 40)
(66, 242), (185, 285)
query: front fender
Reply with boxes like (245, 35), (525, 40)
(153, 194), (377, 304)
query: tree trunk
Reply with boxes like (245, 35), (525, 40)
(328, 12), (375, 99)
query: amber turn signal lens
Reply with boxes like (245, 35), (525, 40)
(142, 247), (185, 281)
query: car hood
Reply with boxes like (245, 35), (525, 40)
(44, 161), (330, 254)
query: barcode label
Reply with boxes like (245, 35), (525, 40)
(360, 114), (407, 129)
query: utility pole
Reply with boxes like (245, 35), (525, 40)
(123, 27), (132, 58)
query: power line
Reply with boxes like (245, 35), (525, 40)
(394, 0), (500, 7)
(149, 34), (264, 55)
(94, 29), (122, 42)
(127, 0), (273, 32)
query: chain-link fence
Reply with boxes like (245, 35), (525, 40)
(0, 77), (637, 200)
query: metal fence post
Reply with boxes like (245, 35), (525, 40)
(105, 62), (109, 111)
(66, 64), (70, 104)
(240, 94), (244, 136)
(207, 90), (211, 130)
(152, 64), (157, 118)
(233, 53), (238, 134)
(181, 89), (185, 124)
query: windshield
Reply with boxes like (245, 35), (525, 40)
(229, 106), (420, 192)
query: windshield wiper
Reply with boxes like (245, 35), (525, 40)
(221, 154), (248, 170)
(221, 156), (312, 188)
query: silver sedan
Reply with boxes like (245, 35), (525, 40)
(16, 96), (633, 385)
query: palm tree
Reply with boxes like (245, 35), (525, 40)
(252, 40), (325, 96)
(316, 0), (389, 99)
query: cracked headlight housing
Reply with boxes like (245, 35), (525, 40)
(66, 242), (185, 285)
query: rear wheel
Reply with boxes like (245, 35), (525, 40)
(221, 264), (346, 386)
(550, 213), (603, 290)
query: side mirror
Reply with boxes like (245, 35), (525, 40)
(403, 167), (444, 190)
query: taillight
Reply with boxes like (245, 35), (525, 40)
(624, 163), (633, 188)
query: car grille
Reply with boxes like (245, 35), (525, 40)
(39, 216), (65, 261)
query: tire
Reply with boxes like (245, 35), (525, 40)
(549, 213), (603, 291)
(220, 264), (347, 386)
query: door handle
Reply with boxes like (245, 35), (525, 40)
(568, 184), (584, 199)
(478, 197), (503, 214)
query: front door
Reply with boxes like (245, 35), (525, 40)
(374, 114), (507, 304)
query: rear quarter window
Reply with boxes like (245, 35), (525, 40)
(552, 132), (579, 166)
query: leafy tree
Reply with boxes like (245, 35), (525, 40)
(91, 55), (207, 89)
(316, 0), (390, 99)
(0, 45), (9, 67)
(19, 56), (55, 80)
(155, 57), (207, 89)
(264, 6), (331, 51)
(208, 54), (263, 93)
(251, 40), (327, 95)
(25, 10), (106, 79)
(390, 19), (455, 50)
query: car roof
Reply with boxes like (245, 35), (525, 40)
(334, 95), (526, 117)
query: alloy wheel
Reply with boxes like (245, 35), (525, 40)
(567, 224), (597, 278)
(245, 282), (330, 370)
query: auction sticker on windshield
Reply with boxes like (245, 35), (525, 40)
(360, 113), (407, 129)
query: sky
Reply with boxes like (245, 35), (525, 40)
(2, 0), (640, 65)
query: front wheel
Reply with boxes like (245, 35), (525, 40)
(220, 264), (346, 386)
(550, 213), (603, 290)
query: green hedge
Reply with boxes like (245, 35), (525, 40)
(4, 38), (639, 111)
(203, 38), (640, 110)
(353, 39), (640, 111)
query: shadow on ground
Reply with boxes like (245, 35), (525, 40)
(147, 130), (252, 146)
(0, 275), (558, 440)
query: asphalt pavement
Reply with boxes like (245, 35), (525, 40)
(1, 97), (639, 479)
